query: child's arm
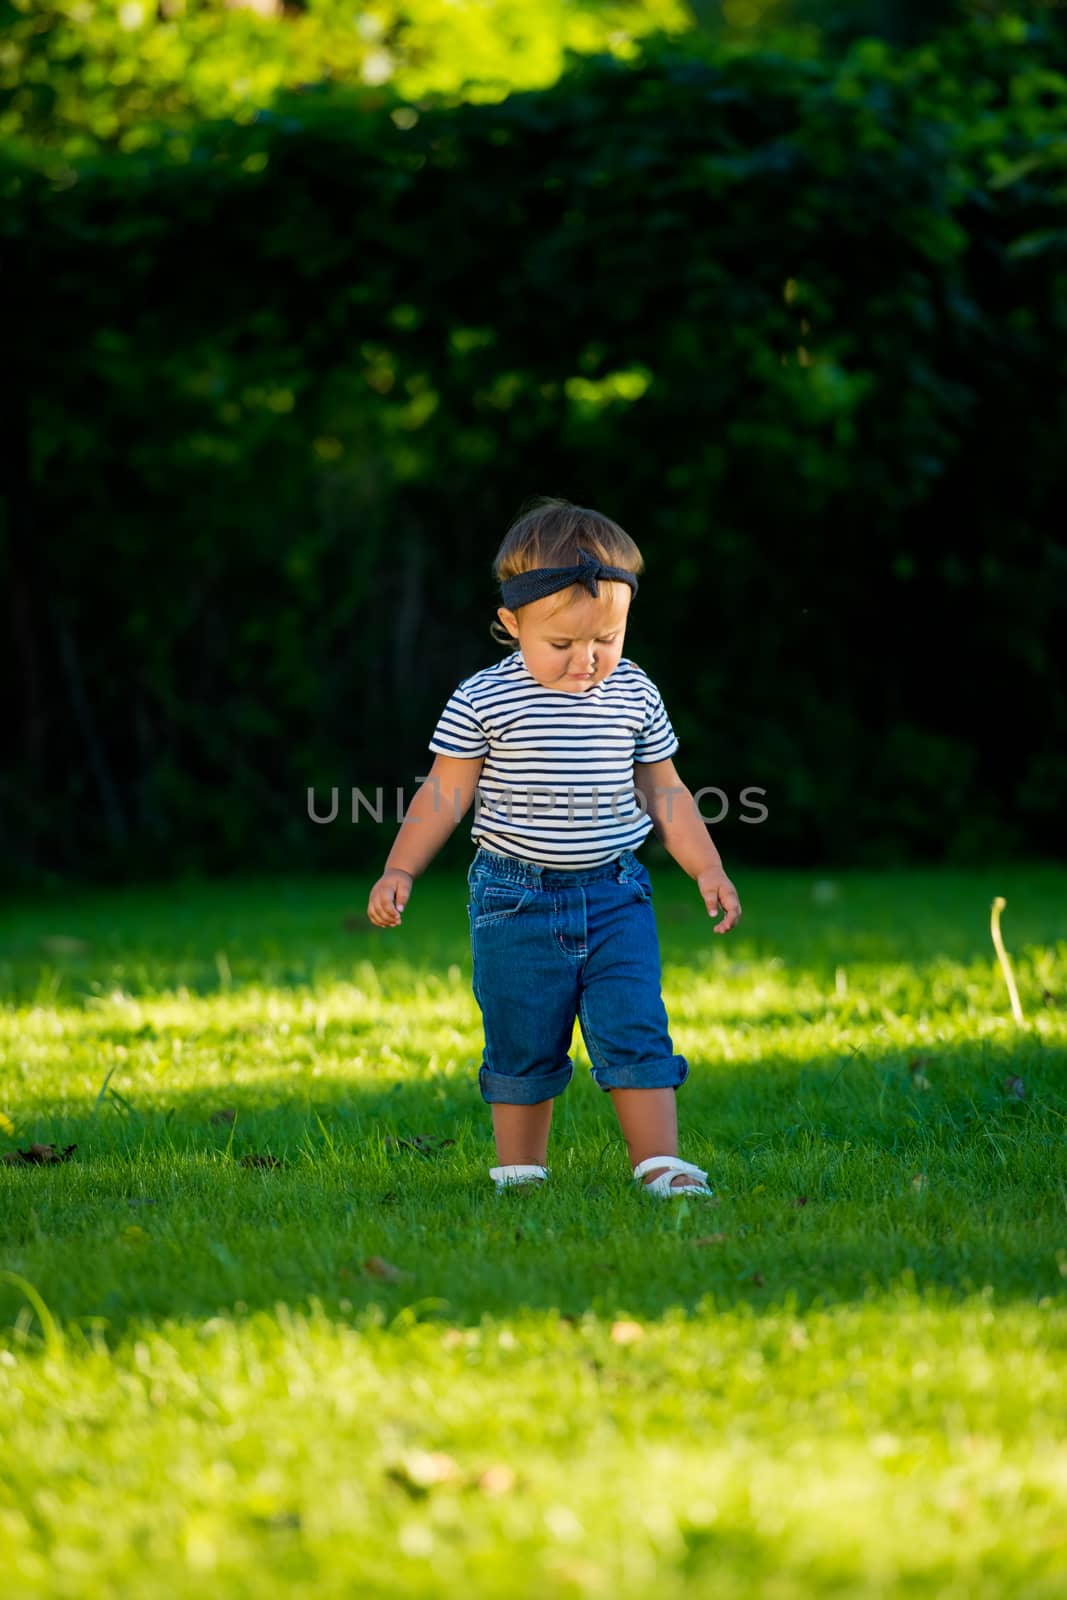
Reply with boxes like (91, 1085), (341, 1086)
(367, 754), (485, 928)
(633, 757), (742, 934)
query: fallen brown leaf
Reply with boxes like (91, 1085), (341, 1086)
(3, 1142), (77, 1166)
(239, 1153), (284, 1169)
(362, 1255), (413, 1282)
(691, 1233), (728, 1246)
(384, 1134), (456, 1157)
(750, 1271), (766, 1288)
(210, 1107), (237, 1126)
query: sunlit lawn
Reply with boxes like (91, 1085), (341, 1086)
(1, 857), (1065, 1598)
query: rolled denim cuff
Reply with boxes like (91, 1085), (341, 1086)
(478, 1057), (575, 1105)
(588, 1055), (689, 1093)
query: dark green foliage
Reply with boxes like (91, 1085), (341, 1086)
(2, 13), (1066, 883)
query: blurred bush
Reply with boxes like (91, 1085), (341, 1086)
(0, 0), (690, 156)
(2, 7), (1065, 882)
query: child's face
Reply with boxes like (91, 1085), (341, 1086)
(497, 585), (632, 693)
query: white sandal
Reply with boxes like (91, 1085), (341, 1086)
(490, 1163), (549, 1192)
(633, 1155), (714, 1198)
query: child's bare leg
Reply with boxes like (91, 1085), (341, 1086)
(609, 1086), (703, 1188)
(491, 1098), (554, 1166)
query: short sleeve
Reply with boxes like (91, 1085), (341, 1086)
(633, 679), (679, 762)
(428, 685), (489, 758)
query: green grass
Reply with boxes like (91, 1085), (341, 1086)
(1, 857), (1065, 1598)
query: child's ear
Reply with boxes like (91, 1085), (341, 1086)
(496, 606), (520, 639)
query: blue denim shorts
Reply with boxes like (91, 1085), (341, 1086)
(467, 846), (689, 1105)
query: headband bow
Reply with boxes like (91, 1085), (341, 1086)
(500, 546), (639, 610)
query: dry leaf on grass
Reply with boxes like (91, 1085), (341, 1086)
(210, 1107), (237, 1126)
(362, 1255), (413, 1282)
(239, 1153), (284, 1169)
(909, 1056), (933, 1090)
(691, 1233), (728, 1246)
(384, 1134), (456, 1157)
(3, 1142), (77, 1166)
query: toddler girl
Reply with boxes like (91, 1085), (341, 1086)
(367, 498), (741, 1196)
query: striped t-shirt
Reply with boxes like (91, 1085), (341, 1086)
(427, 650), (679, 868)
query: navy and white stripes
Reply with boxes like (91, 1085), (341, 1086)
(428, 652), (679, 868)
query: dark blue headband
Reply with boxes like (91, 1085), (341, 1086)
(500, 546), (639, 610)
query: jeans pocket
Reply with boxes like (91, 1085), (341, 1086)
(471, 880), (533, 928)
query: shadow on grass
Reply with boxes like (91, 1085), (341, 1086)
(1, 863), (1065, 1010)
(1, 1039), (1063, 1344)
(2, 864), (1064, 1339)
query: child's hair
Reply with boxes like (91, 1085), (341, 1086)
(489, 496), (644, 649)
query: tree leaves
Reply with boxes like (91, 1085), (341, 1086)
(5, 16), (1067, 874)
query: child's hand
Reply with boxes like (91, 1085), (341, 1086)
(697, 867), (742, 934)
(367, 869), (413, 928)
